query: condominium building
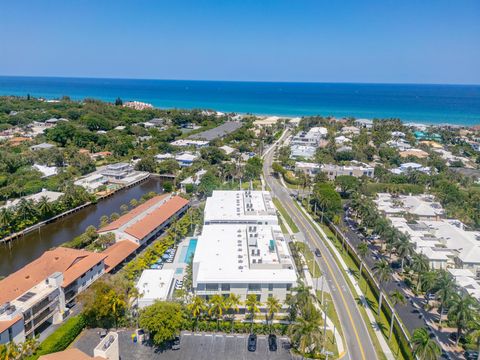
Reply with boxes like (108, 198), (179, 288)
(0, 248), (106, 344)
(295, 161), (375, 180)
(374, 193), (444, 221)
(192, 191), (297, 303)
(291, 127), (328, 147)
(97, 194), (189, 246)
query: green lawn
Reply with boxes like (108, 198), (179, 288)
(294, 241), (322, 278)
(272, 198), (300, 233)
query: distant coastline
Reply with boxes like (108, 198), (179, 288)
(1, 76), (479, 125)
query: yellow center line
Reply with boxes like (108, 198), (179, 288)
(282, 198), (368, 360)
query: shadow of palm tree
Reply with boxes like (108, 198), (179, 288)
(372, 320), (387, 333)
(348, 268), (359, 280)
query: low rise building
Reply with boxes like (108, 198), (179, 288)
(0, 248), (106, 344)
(97, 194), (189, 246)
(355, 119), (373, 128)
(136, 269), (175, 308)
(33, 164), (59, 178)
(175, 152), (199, 167)
(0, 189), (64, 211)
(170, 139), (209, 148)
(374, 193), (444, 220)
(74, 173), (108, 193)
(179, 169), (207, 191)
(341, 126), (360, 135)
(290, 145), (316, 159)
(390, 162), (431, 175)
(291, 127), (328, 147)
(399, 148), (429, 158)
(30, 143), (56, 151)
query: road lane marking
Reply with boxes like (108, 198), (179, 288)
(282, 198), (368, 360)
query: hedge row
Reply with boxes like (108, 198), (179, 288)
(27, 315), (86, 360)
(182, 319), (288, 335)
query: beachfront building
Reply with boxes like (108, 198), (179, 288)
(192, 190), (297, 303)
(355, 119), (374, 128)
(0, 248), (106, 344)
(291, 127), (328, 147)
(97, 194), (189, 246)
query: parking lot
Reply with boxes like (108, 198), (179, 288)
(74, 329), (297, 360)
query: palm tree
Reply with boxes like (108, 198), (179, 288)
(395, 235), (414, 272)
(291, 281), (314, 311)
(266, 296), (282, 333)
(448, 292), (479, 345)
(16, 198), (37, 222)
(245, 294), (261, 330)
(36, 195), (53, 219)
(372, 260), (392, 314)
(0, 342), (19, 360)
(388, 290), (406, 339)
(208, 294), (226, 331)
(0, 207), (13, 230)
(410, 253), (430, 292)
(411, 328), (441, 360)
(356, 242), (369, 277)
(225, 293), (241, 332)
(433, 270), (456, 327)
(288, 304), (323, 357)
(187, 296), (206, 331)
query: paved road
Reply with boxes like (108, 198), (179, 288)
(263, 136), (378, 360)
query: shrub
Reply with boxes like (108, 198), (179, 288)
(27, 315), (86, 359)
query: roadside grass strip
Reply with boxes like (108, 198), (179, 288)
(272, 197), (300, 233)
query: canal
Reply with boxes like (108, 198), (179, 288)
(0, 177), (164, 276)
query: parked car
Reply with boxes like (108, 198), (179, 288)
(268, 334), (277, 351)
(172, 336), (181, 350)
(248, 334), (257, 352)
(314, 248), (322, 257)
(465, 350), (479, 360)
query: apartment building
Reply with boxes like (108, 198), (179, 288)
(295, 161), (374, 180)
(97, 194), (189, 246)
(0, 248), (106, 345)
(192, 191), (297, 303)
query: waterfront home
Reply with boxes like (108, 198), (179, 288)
(74, 173), (108, 193)
(0, 248), (106, 344)
(33, 164), (59, 178)
(97, 194), (189, 246)
(180, 169), (207, 192)
(355, 118), (374, 128)
(0, 189), (64, 211)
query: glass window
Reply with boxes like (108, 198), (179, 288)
(206, 283), (218, 291)
(248, 284), (261, 291)
(221, 284), (230, 291)
(286, 283), (292, 291)
(268, 284), (274, 291)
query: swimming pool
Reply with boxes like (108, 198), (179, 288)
(183, 238), (197, 263)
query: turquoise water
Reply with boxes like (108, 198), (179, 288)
(183, 238), (198, 263)
(0, 76), (479, 125)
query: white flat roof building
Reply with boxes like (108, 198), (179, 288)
(193, 224), (296, 285)
(170, 139), (209, 148)
(375, 193), (444, 220)
(290, 145), (316, 159)
(136, 269), (175, 308)
(204, 190), (278, 225)
(193, 190), (298, 302)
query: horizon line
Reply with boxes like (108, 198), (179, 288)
(0, 74), (479, 87)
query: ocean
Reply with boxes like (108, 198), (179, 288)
(0, 76), (479, 125)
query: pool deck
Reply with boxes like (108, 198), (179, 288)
(163, 237), (195, 281)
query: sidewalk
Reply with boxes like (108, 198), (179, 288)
(297, 202), (396, 360)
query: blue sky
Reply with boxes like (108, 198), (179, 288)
(1, 0), (479, 84)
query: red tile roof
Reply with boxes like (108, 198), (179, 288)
(98, 194), (170, 233)
(0, 247), (106, 305)
(125, 196), (189, 240)
(38, 348), (104, 360)
(0, 314), (22, 334)
(103, 240), (139, 273)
